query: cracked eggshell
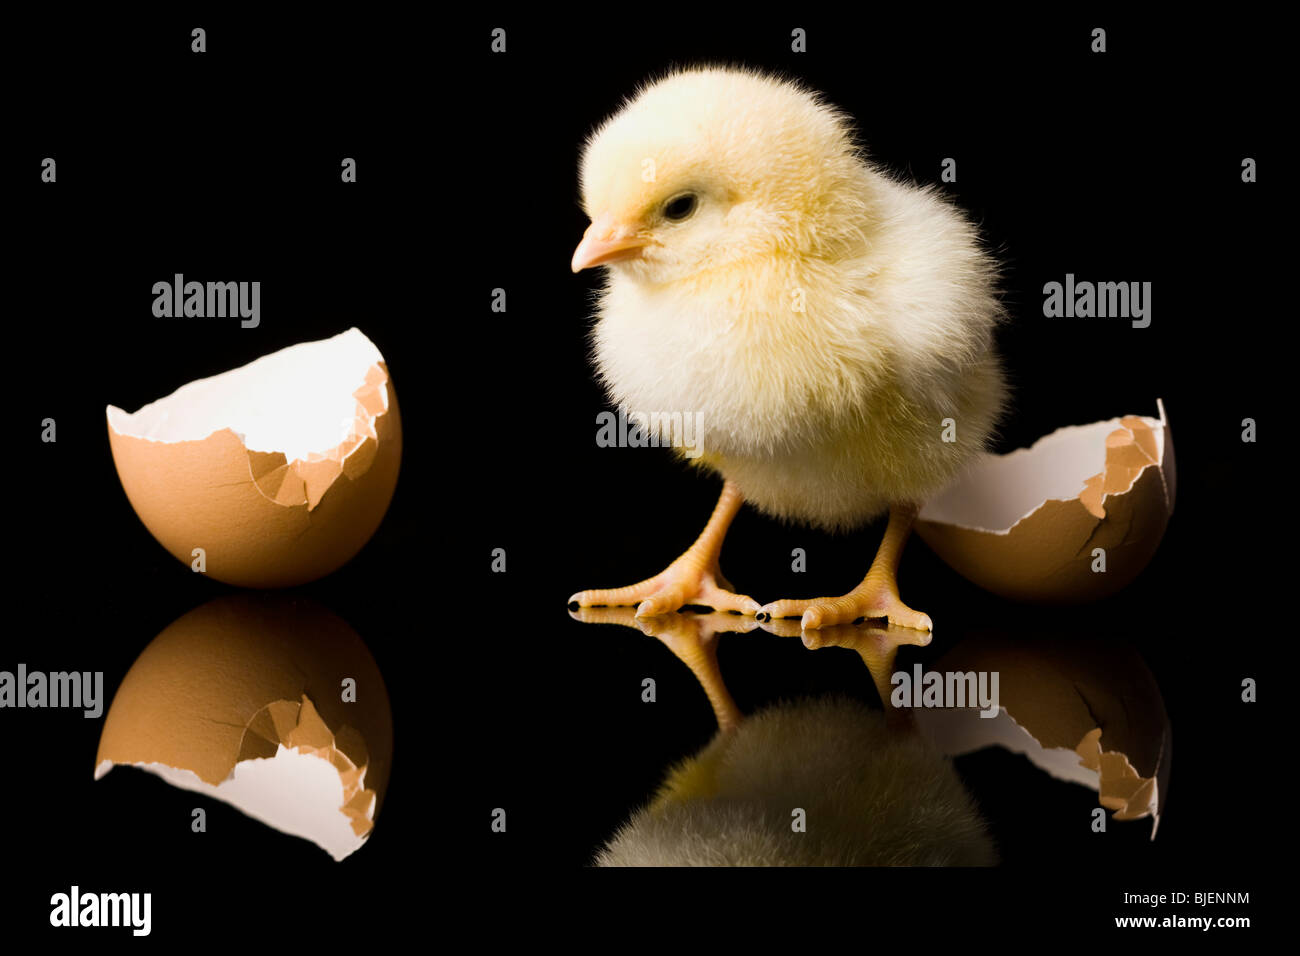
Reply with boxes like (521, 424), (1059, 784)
(107, 328), (401, 588)
(916, 400), (1173, 603)
(911, 632), (1170, 837)
(94, 595), (393, 861)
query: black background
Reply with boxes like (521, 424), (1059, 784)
(5, 9), (1281, 941)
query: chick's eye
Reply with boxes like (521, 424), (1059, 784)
(662, 192), (698, 222)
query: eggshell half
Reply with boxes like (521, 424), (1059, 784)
(95, 595), (393, 861)
(107, 328), (401, 588)
(911, 632), (1170, 837)
(915, 400), (1173, 602)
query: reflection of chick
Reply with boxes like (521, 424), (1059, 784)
(572, 609), (995, 866)
(570, 68), (1006, 630)
(596, 697), (996, 867)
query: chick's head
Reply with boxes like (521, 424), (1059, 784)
(574, 67), (873, 284)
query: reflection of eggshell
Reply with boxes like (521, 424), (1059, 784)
(95, 595), (393, 861)
(107, 328), (401, 588)
(916, 400), (1173, 602)
(912, 633), (1170, 837)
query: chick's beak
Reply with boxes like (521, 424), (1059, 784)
(571, 213), (645, 272)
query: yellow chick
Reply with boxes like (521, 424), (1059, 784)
(569, 67), (1007, 631)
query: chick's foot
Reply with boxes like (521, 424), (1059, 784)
(567, 479), (760, 618)
(569, 558), (759, 617)
(758, 502), (932, 632)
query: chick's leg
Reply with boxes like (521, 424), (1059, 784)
(568, 479), (760, 617)
(759, 503), (933, 632)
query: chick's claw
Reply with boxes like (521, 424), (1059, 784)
(569, 560), (760, 618)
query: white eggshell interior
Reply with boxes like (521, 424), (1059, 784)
(914, 705), (1159, 837)
(95, 747), (372, 862)
(106, 328), (386, 463)
(919, 407), (1166, 533)
(914, 706), (1099, 789)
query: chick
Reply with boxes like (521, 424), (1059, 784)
(569, 67), (1006, 630)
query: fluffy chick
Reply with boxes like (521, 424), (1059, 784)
(570, 67), (1006, 630)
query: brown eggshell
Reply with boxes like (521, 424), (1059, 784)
(916, 401), (1173, 603)
(107, 333), (400, 588)
(95, 595), (393, 854)
(912, 631), (1170, 836)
